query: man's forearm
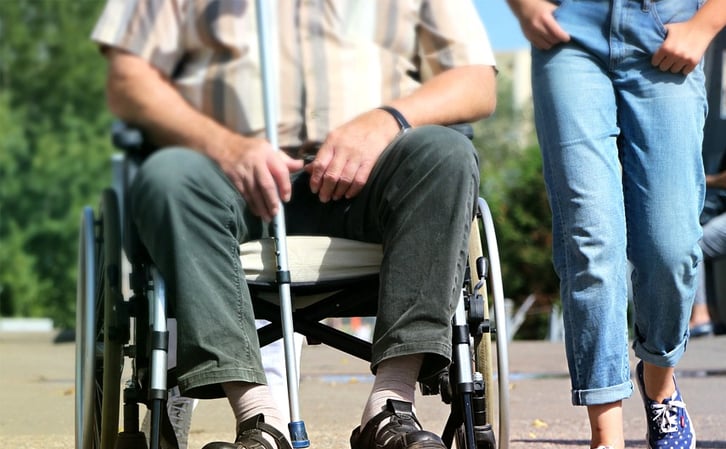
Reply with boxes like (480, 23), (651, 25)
(105, 49), (234, 161)
(386, 65), (497, 128)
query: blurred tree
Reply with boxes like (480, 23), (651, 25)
(0, 1), (113, 328)
(473, 66), (560, 339)
(0, 3), (558, 337)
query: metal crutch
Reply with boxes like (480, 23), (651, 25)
(254, 1), (310, 447)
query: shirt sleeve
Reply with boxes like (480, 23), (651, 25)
(90, 0), (186, 77)
(417, 0), (497, 80)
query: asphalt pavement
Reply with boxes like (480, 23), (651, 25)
(1, 331), (724, 449)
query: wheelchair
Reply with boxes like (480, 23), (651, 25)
(75, 123), (511, 449)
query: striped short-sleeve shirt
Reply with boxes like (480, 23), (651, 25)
(92, 0), (496, 147)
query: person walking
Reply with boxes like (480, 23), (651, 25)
(506, 0), (726, 448)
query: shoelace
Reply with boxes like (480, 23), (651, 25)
(649, 399), (687, 434)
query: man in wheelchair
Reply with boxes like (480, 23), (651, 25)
(91, 1), (497, 448)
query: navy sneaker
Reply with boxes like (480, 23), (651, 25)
(635, 361), (695, 449)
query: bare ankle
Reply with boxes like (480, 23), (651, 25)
(642, 362), (675, 403)
(587, 401), (624, 449)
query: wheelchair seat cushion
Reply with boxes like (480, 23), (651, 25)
(240, 236), (382, 284)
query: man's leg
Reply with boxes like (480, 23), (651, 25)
(255, 320), (305, 427)
(290, 126), (478, 446)
(146, 321), (303, 448)
(129, 147), (286, 443)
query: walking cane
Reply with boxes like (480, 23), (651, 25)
(254, 1), (310, 447)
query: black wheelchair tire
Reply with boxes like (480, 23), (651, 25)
(75, 188), (124, 449)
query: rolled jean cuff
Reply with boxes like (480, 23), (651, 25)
(632, 336), (688, 368)
(178, 367), (268, 399)
(372, 341), (451, 381)
(571, 379), (633, 406)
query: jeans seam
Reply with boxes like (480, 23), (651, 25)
(225, 194), (253, 365)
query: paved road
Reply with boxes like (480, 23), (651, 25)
(1, 331), (724, 449)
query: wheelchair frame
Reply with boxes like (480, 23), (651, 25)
(75, 145), (511, 449)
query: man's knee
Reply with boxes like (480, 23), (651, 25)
(130, 147), (225, 207)
(400, 125), (479, 178)
(135, 147), (214, 188)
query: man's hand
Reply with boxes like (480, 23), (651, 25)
(508, 0), (570, 50)
(305, 108), (400, 203)
(104, 49), (304, 221)
(652, 22), (712, 74)
(217, 133), (304, 222)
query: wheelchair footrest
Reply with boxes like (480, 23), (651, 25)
(115, 431), (148, 449)
(419, 369), (452, 403)
(473, 424), (496, 449)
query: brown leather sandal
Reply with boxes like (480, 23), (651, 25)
(350, 399), (446, 449)
(202, 414), (292, 449)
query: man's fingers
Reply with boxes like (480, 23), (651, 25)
(308, 146), (334, 194)
(318, 155), (347, 203)
(342, 163), (371, 200)
(238, 176), (270, 222)
(331, 162), (359, 201)
(256, 166), (281, 220)
(268, 153), (296, 202)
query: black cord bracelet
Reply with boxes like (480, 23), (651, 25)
(377, 106), (412, 132)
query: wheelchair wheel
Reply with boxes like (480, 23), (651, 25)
(456, 199), (510, 449)
(75, 188), (125, 449)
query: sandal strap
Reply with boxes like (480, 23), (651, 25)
(202, 414), (292, 449)
(236, 415), (293, 449)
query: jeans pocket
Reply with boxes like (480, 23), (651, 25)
(549, 0), (576, 43)
(551, 0), (572, 21)
(650, 0), (702, 36)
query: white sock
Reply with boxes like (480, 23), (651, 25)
(222, 382), (286, 445)
(361, 354), (424, 429)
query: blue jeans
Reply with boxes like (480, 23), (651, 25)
(532, 0), (707, 406)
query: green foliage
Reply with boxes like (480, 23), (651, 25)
(0, 1), (113, 328)
(472, 66), (560, 338)
(0, 3), (559, 337)
(481, 143), (558, 299)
